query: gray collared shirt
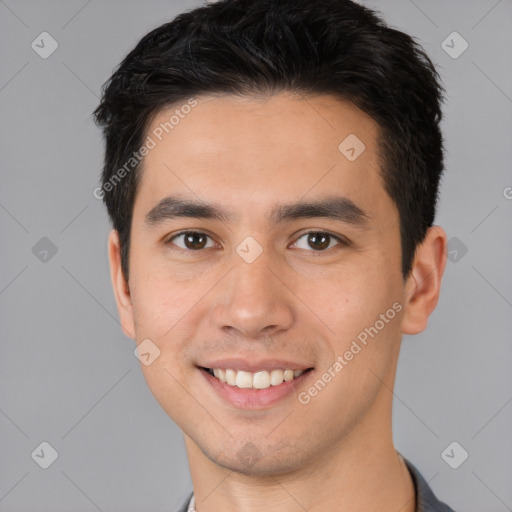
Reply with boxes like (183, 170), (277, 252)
(176, 455), (456, 512)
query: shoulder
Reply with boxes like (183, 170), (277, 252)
(402, 456), (457, 512)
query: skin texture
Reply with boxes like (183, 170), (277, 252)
(108, 93), (447, 512)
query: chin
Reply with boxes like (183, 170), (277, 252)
(203, 441), (310, 477)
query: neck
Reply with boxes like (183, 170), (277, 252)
(184, 384), (416, 512)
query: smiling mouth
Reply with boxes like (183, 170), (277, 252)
(199, 367), (314, 390)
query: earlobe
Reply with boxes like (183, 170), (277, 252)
(401, 226), (448, 335)
(107, 229), (136, 339)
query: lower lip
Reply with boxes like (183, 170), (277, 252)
(199, 368), (313, 409)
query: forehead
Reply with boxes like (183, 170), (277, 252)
(134, 93), (395, 228)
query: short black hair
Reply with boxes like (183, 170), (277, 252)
(93, 0), (445, 282)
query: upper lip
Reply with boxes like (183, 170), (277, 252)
(198, 358), (315, 373)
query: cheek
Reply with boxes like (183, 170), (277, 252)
(128, 250), (203, 338)
(129, 271), (196, 412)
(297, 258), (402, 353)
(130, 279), (177, 337)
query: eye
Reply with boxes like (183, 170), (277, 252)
(292, 231), (348, 252)
(167, 231), (216, 251)
(165, 230), (348, 254)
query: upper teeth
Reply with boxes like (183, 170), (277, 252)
(211, 368), (305, 389)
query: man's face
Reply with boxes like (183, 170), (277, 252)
(113, 93), (410, 474)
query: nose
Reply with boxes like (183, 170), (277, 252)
(211, 250), (295, 339)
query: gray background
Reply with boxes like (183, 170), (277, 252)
(1, 0), (511, 511)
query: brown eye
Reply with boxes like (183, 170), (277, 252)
(293, 231), (346, 252)
(307, 233), (330, 250)
(168, 231), (214, 251)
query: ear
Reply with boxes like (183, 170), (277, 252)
(401, 225), (448, 335)
(108, 229), (136, 339)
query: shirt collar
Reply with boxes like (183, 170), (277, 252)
(184, 455), (455, 512)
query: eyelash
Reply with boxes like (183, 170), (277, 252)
(165, 230), (349, 254)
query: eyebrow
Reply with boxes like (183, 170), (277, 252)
(143, 195), (371, 229)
